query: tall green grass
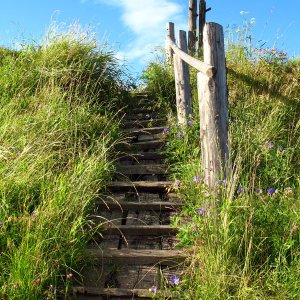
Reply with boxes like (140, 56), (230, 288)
(142, 25), (299, 299)
(0, 24), (125, 299)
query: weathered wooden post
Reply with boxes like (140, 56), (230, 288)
(174, 30), (192, 124)
(198, 0), (211, 55)
(166, 22), (175, 63)
(188, 0), (197, 55)
(198, 23), (230, 189)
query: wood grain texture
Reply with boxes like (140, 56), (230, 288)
(198, 22), (230, 189)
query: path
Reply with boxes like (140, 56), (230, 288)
(73, 93), (184, 299)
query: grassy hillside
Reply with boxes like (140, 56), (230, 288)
(0, 27), (126, 299)
(142, 34), (299, 298)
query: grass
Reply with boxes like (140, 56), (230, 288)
(0, 23), (126, 299)
(141, 25), (299, 299)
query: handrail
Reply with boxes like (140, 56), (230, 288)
(166, 36), (215, 78)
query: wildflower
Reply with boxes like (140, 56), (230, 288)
(31, 210), (37, 217)
(196, 208), (206, 216)
(265, 140), (275, 149)
(149, 286), (157, 295)
(193, 176), (200, 184)
(218, 179), (227, 186)
(285, 187), (293, 194)
(173, 179), (180, 188)
(167, 112), (172, 119)
(278, 146), (284, 152)
(169, 275), (180, 285)
(237, 185), (243, 194)
(66, 273), (73, 279)
(176, 132), (183, 138)
(267, 187), (277, 196)
(187, 120), (193, 126)
(33, 278), (41, 286)
(255, 187), (263, 194)
(145, 114), (150, 119)
(162, 127), (170, 135)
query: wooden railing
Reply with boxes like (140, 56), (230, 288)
(166, 21), (230, 189)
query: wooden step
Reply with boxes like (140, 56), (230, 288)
(124, 113), (157, 121)
(103, 225), (178, 236)
(124, 126), (164, 135)
(107, 181), (172, 193)
(128, 140), (165, 150)
(96, 200), (183, 211)
(73, 286), (153, 298)
(122, 118), (166, 129)
(88, 248), (185, 265)
(118, 152), (164, 161)
(117, 164), (167, 175)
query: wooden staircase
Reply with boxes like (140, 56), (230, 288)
(73, 94), (184, 299)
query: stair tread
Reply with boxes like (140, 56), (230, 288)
(117, 164), (167, 175)
(73, 286), (153, 298)
(107, 181), (172, 192)
(96, 200), (182, 210)
(118, 152), (164, 161)
(103, 224), (178, 236)
(87, 247), (185, 265)
(123, 126), (165, 134)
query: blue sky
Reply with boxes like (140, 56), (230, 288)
(0, 0), (299, 75)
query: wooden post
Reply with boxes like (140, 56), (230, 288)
(198, 23), (230, 189)
(188, 0), (197, 55)
(174, 30), (192, 125)
(198, 0), (211, 55)
(166, 22), (175, 63)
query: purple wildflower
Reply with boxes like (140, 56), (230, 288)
(150, 286), (157, 295)
(196, 208), (206, 216)
(218, 179), (227, 186)
(237, 185), (243, 194)
(267, 188), (277, 196)
(66, 273), (73, 280)
(278, 146), (284, 152)
(162, 127), (170, 135)
(193, 176), (200, 184)
(167, 112), (172, 119)
(169, 275), (180, 285)
(173, 179), (180, 188)
(176, 132), (183, 138)
(31, 210), (37, 217)
(187, 120), (193, 126)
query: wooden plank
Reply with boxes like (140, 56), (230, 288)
(73, 286), (153, 298)
(107, 181), (172, 193)
(124, 113), (156, 120)
(117, 164), (167, 175)
(166, 35), (215, 77)
(122, 118), (166, 129)
(118, 152), (164, 162)
(123, 126), (165, 135)
(198, 23), (230, 189)
(88, 248), (186, 265)
(103, 225), (178, 236)
(166, 22), (175, 63)
(95, 200), (183, 211)
(198, 0), (207, 52)
(128, 140), (165, 150)
(188, 0), (197, 55)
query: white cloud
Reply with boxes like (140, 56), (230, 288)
(92, 0), (186, 69)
